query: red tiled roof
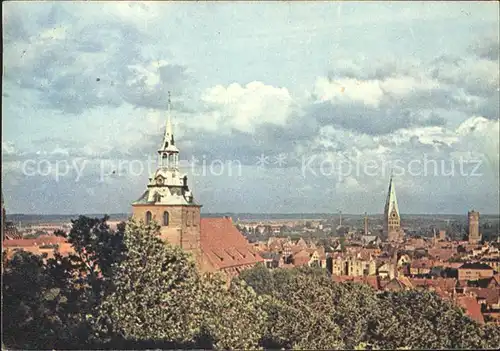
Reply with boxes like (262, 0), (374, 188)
(411, 259), (435, 269)
(364, 276), (380, 290)
(3, 235), (67, 247)
(410, 278), (457, 293)
(428, 248), (455, 261)
(384, 277), (414, 291)
(292, 257), (310, 267)
(441, 262), (463, 269)
(201, 218), (263, 270)
(457, 296), (484, 324)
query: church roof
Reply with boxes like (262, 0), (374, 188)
(200, 217), (264, 270)
(384, 175), (400, 216)
(132, 189), (200, 206)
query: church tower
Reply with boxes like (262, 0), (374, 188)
(383, 174), (403, 242)
(132, 93), (202, 263)
(467, 210), (481, 244)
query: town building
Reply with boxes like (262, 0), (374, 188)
(458, 262), (494, 281)
(329, 256), (377, 277)
(131, 94), (262, 277)
(3, 236), (73, 260)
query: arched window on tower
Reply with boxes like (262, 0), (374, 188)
(145, 211), (152, 225)
(163, 211), (169, 226)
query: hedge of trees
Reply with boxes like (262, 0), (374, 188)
(2, 216), (499, 350)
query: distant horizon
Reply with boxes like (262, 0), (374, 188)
(6, 211), (500, 218)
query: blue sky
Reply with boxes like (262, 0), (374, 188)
(2, 1), (499, 215)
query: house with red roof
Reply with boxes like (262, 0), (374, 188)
(457, 295), (485, 324)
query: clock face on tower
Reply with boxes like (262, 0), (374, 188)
(156, 176), (164, 185)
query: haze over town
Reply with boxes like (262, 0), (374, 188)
(2, 1), (499, 215)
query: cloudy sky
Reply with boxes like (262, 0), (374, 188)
(2, 1), (499, 215)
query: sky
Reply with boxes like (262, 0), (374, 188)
(2, 1), (500, 215)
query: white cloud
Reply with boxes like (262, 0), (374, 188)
(201, 81), (294, 133)
(313, 77), (384, 107)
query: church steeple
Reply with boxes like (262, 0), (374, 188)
(385, 172), (400, 217)
(132, 91), (196, 206)
(384, 172), (403, 242)
(158, 91), (179, 170)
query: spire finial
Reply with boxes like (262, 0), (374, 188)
(166, 91), (173, 142)
(168, 91), (171, 112)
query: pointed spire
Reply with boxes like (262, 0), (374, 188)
(160, 91), (176, 151)
(166, 91), (173, 144)
(385, 173), (400, 216)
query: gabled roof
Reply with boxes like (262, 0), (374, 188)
(385, 276), (414, 291)
(200, 217), (263, 270)
(293, 249), (311, 258)
(3, 235), (67, 247)
(295, 238), (309, 249)
(427, 248), (455, 261)
(410, 278), (457, 293)
(260, 251), (280, 261)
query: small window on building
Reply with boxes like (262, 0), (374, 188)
(192, 211), (196, 226)
(186, 211), (190, 226)
(146, 211), (152, 225)
(163, 211), (169, 226)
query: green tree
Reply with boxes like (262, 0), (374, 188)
(92, 219), (203, 346)
(2, 251), (56, 349)
(199, 275), (267, 350)
(237, 262), (273, 295)
(260, 268), (343, 350)
(92, 219), (267, 350)
(371, 291), (500, 350)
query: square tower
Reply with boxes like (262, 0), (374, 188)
(468, 210), (481, 244)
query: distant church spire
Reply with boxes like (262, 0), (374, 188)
(385, 173), (400, 217)
(384, 173), (403, 242)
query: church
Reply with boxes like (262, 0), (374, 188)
(383, 174), (404, 242)
(132, 94), (263, 278)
